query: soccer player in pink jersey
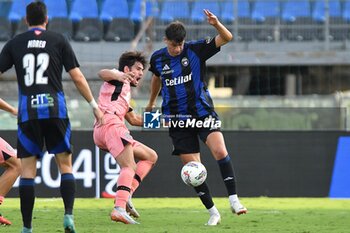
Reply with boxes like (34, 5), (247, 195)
(93, 51), (158, 224)
(0, 98), (21, 225)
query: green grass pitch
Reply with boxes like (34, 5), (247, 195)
(1, 197), (350, 232)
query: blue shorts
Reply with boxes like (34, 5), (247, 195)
(17, 119), (72, 158)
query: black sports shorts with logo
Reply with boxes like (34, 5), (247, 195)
(168, 115), (221, 156)
(17, 119), (72, 158)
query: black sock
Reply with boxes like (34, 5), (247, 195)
(60, 173), (76, 215)
(19, 178), (35, 228)
(217, 155), (237, 195)
(194, 181), (214, 209)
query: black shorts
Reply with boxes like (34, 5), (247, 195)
(17, 119), (72, 158)
(168, 116), (221, 156)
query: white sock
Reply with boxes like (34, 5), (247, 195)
(208, 206), (220, 216)
(229, 194), (239, 203)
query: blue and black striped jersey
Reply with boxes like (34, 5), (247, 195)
(149, 38), (220, 119)
(0, 28), (79, 123)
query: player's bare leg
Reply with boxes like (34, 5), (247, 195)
(0, 157), (21, 225)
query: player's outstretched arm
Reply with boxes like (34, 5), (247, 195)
(98, 69), (134, 84)
(203, 9), (233, 47)
(0, 98), (17, 116)
(146, 74), (161, 111)
(125, 111), (143, 126)
(68, 67), (103, 124)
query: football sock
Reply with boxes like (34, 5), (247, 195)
(208, 206), (220, 215)
(229, 194), (239, 203)
(0, 196), (4, 205)
(60, 173), (76, 215)
(194, 181), (214, 209)
(217, 155), (237, 195)
(19, 178), (35, 229)
(131, 160), (154, 194)
(115, 167), (135, 209)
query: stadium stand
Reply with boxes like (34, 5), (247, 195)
(100, 0), (134, 42)
(312, 0), (345, 40)
(154, 0), (190, 41)
(251, 0), (280, 41)
(189, 0), (221, 40)
(221, 0), (253, 41)
(69, 0), (103, 41)
(281, 0), (314, 41)
(0, 0), (12, 41)
(8, 0), (31, 36)
(45, 0), (73, 40)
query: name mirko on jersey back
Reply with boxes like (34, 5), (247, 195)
(27, 40), (46, 48)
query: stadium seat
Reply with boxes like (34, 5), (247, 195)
(344, 1), (350, 22)
(281, 0), (314, 41)
(154, 0), (190, 41)
(130, 0), (159, 41)
(130, 0), (159, 22)
(100, 0), (134, 41)
(69, 0), (103, 41)
(189, 0), (221, 40)
(45, 0), (72, 40)
(312, 0), (345, 40)
(8, 0), (31, 36)
(221, 0), (253, 41)
(251, 0), (280, 41)
(8, 0), (31, 23)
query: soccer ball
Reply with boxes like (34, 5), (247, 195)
(180, 161), (207, 187)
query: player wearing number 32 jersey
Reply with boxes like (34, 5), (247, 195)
(0, 2), (103, 233)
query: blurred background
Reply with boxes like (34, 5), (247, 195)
(1, 0), (350, 131)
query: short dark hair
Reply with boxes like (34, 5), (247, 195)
(26, 1), (47, 26)
(118, 51), (147, 71)
(165, 21), (186, 43)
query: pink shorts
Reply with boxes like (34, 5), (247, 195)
(0, 137), (17, 165)
(93, 122), (140, 158)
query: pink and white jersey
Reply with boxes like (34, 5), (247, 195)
(0, 137), (16, 164)
(97, 79), (131, 124)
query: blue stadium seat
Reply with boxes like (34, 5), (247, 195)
(69, 0), (99, 22)
(312, 0), (345, 40)
(344, 1), (350, 22)
(45, 0), (72, 40)
(69, 0), (103, 41)
(251, 0), (280, 41)
(312, 0), (342, 23)
(221, 0), (251, 23)
(281, 0), (311, 23)
(251, 0), (280, 23)
(45, 0), (69, 18)
(153, 0), (190, 41)
(159, 0), (190, 22)
(281, 0), (314, 41)
(130, 0), (160, 22)
(221, 0), (253, 41)
(190, 0), (220, 22)
(100, 0), (134, 41)
(189, 1), (220, 40)
(8, 0), (31, 22)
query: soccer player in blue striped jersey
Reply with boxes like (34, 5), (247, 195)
(0, 2), (103, 233)
(147, 9), (247, 225)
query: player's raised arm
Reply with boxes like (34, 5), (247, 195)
(98, 68), (134, 83)
(204, 9), (233, 47)
(146, 74), (162, 111)
(0, 98), (17, 116)
(68, 67), (103, 124)
(125, 111), (143, 126)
